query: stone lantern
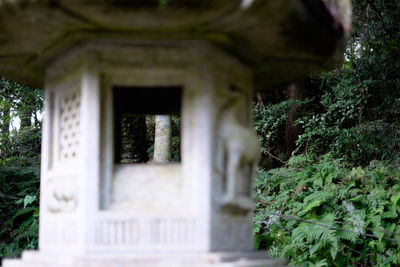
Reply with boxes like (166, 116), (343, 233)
(1, 1), (351, 266)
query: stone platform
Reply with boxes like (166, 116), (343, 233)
(3, 251), (286, 267)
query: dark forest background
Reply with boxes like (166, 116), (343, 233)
(1, 0), (400, 265)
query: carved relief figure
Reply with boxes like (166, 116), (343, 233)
(217, 85), (260, 213)
(46, 180), (78, 213)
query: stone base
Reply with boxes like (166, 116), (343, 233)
(3, 251), (286, 267)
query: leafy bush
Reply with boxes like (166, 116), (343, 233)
(253, 100), (306, 168)
(294, 0), (400, 166)
(0, 167), (39, 261)
(253, 101), (293, 153)
(295, 66), (400, 165)
(0, 78), (42, 261)
(254, 154), (400, 266)
(0, 126), (42, 167)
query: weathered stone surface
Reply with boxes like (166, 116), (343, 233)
(0, 0), (350, 88)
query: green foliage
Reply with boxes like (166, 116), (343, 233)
(263, 7), (400, 265)
(1, 126), (42, 166)
(0, 77), (42, 167)
(170, 115), (181, 161)
(158, 0), (168, 8)
(254, 154), (400, 266)
(253, 100), (306, 168)
(295, 0), (400, 165)
(0, 167), (39, 261)
(0, 78), (41, 261)
(295, 69), (400, 164)
(253, 101), (293, 152)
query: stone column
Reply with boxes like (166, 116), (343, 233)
(153, 115), (172, 163)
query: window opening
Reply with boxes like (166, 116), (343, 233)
(113, 86), (182, 163)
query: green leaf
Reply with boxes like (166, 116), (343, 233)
(302, 200), (322, 214)
(313, 259), (328, 267)
(33, 208), (39, 217)
(23, 195), (37, 208)
(382, 204), (397, 219)
(348, 195), (362, 202)
(309, 242), (323, 257)
(391, 192), (400, 205)
(329, 239), (339, 260)
(373, 226), (385, 241)
(12, 206), (36, 221)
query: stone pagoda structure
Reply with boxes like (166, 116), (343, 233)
(1, 0), (351, 266)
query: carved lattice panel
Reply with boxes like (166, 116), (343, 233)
(59, 89), (81, 161)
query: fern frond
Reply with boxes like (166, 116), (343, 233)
(299, 191), (334, 215)
(16, 216), (35, 233)
(12, 206), (36, 221)
(337, 225), (358, 242)
(305, 225), (336, 245)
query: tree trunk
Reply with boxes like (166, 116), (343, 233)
(285, 82), (305, 158)
(256, 91), (264, 108)
(153, 115), (172, 163)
